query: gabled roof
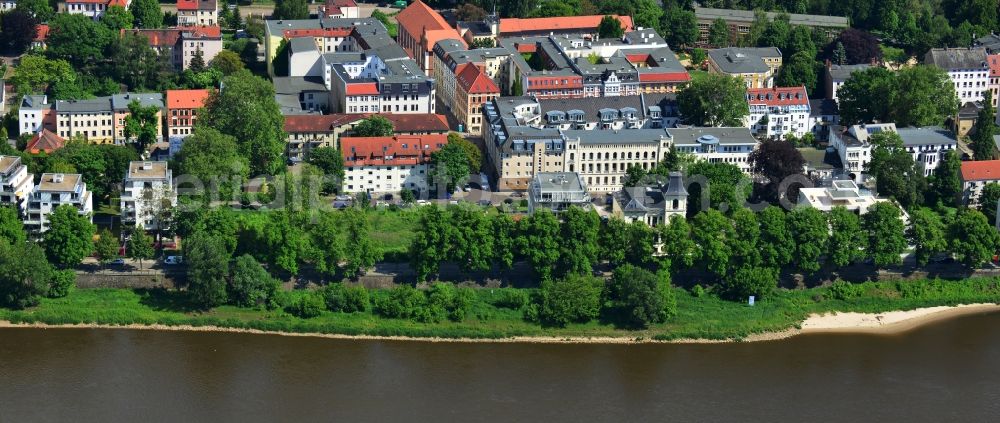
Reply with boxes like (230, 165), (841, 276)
(166, 89), (211, 110)
(34, 24), (49, 42)
(747, 86), (809, 107)
(455, 63), (499, 95)
(961, 160), (1000, 182)
(396, 0), (464, 51)
(26, 129), (65, 155)
(924, 48), (988, 70)
(989, 54), (1000, 77)
(177, 0), (217, 11)
(345, 83), (379, 96)
(284, 113), (450, 133)
(499, 15), (634, 35)
(341, 133), (448, 167)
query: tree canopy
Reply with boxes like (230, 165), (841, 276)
(200, 70), (286, 175)
(677, 73), (749, 127)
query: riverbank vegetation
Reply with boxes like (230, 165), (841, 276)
(3, 276), (999, 341)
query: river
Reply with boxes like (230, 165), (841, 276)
(2, 312), (1000, 422)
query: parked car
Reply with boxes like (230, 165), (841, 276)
(164, 256), (183, 265)
(416, 200), (430, 206)
(110, 258), (126, 266)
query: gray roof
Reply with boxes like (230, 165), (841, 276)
(709, 47), (780, 74)
(111, 93), (163, 110)
(289, 37), (318, 54)
(21, 94), (48, 109)
(533, 172), (586, 192)
(55, 97), (112, 113)
(896, 127), (957, 146)
(563, 128), (670, 145)
(265, 17), (386, 38)
(537, 94), (645, 121)
(798, 147), (843, 171)
(276, 93), (321, 115)
(273, 76), (327, 94)
(457, 20), (493, 36)
(642, 92), (679, 117)
(694, 7), (849, 28)
(976, 34), (1000, 54)
(826, 64), (870, 80)
(809, 98), (839, 117)
(668, 127), (757, 146)
(924, 48), (988, 70)
(623, 29), (667, 46)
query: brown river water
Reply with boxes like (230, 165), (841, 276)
(2, 312), (1000, 422)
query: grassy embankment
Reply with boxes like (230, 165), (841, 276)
(3, 278), (1000, 341)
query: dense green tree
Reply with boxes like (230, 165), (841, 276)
(538, 274), (604, 327)
(46, 14), (115, 69)
(287, 292), (324, 318)
(689, 48), (707, 66)
(725, 265), (779, 300)
(447, 133), (483, 174)
(691, 209), (734, 278)
(929, 150), (962, 207)
(758, 13), (791, 50)
(322, 283), (370, 313)
(659, 214), (696, 270)
(425, 282), (475, 322)
(677, 73), (749, 127)
(200, 70), (286, 175)
(775, 51), (818, 93)
(342, 208), (381, 278)
(892, 65), (957, 127)
(971, 91), (997, 161)
(373, 285), (427, 319)
(15, 0), (54, 21)
(784, 25), (817, 58)
(979, 183), (1000, 227)
(0, 9), (38, 55)
(748, 138), (805, 202)
(0, 207), (25, 246)
(43, 205), (95, 268)
(127, 226), (154, 270)
(101, 6), (134, 31)
(827, 207), (866, 267)
(518, 209), (562, 281)
(863, 202), (907, 268)
(838, 67), (896, 125)
(111, 32), (169, 91)
(129, 0), (163, 28)
(352, 115), (395, 137)
(605, 265), (675, 328)
(664, 8), (699, 48)
(448, 206), (494, 273)
(175, 127), (250, 200)
(492, 214), (517, 270)
(866, 131), (924, 209)
(557, 206), (600, 276)
(409, 205), (449, 281)
(632, 0), (664, 33)
(599, 217), (629, 266)
(123, 99), (160, 152)
(786, 207), (827, 273)
(94, 229), (120, 265)
(908, 208), (948, 267)
(185, 232), (231, 309)
(0, 240), (54, 309)
(625, 221), (655, 266)
(189, 47), (206, 72)
(308, 211), (344, 277)
(210, 50), (245, 75)
(597, 15), (624, 39)
(274, 0), (309, 20)
(757, 206), (794, 268)
(306, 146), (345, 194)
(685, 161), (751, 213)
(728, 207), (761, 271)
(708, 18), (731, 47)
(948, 210), (1000, 269)
(429, 142), (470, 193)
(228, 254), (279, 308)
(527, 0), (577, 18)
(826, 28), (880, 64)
(11, 55), (76, 95)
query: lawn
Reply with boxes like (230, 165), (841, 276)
(3, 278), (999, 341)
(689, 69), (709, 83)
(366, 208), (420, 255)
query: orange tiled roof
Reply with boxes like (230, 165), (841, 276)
(961, 160), (1000, 181)
(746, 86), (809, 106)
(639, 72), (691, 83)
(26, 129), (66, 155)
(499, 15), (635, 35)
(284, 113), (450, 133)
(341, 134), (448, 167)
(455, 63), (499, 95)
(283, 28), (353, 39)
(166, 89), (211, 110)
(396, 0), (465, 52)
(34, 24), (49, 42)
(989, 54), (1000, 77)
(345, 83), (380, 96)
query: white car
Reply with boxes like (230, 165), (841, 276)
(164, 256), (183, 265)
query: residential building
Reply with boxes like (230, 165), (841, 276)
(273, 76), (329, 115)
(431, 41), (511, 118)
(60, 0), (130, 21)
(25, 129), (66, 154)
(498, 15), (634, 38)
(0, 156), (34, 213)
(23, 173), (93, 233)
(896, 127), (959, 177)
(121, 161), (176, 231)
(284, 113), (449, 162)
(563, 129), (672, 192)
(798, 147), (844, 181)
(828, 123), (897, 181)
(707, 47), (782, 89)
(611, 171), (688, 226)
(263, 17), (389, 75)
(128, 26), (223, 71)
(177, 0), (217, 26)
(527, 172), (591, 213)
(953, 101), (983, 138)
(809, 98), (840, 137)
(960, 160), (1000, 206)
(395, 0), (466, 74)
(454, 63), (499, 135)
(32, 24), (49, 50)
(18, 94), (55, 135)
(825, 63), (870, 102)
(165, 89), (211, 141)
(745, 86), (811, 139)
(46, 93), (163, 144)
(924, 47), (989, 104)
(976, 34), (1000, 54)
(797, 179), (886, 214)
(340, 134), (447, 194)
(321, 0), (359, 18)
(989, 54), (1000, 124)
(669, 127), (759, 174)
(694, 7), (847, 47)
(536, 95), (650, 130)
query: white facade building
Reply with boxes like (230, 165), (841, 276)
(797, 179), (887, 214)
(340, 134), (447, 195)
(18, 95), (50, 136)
(0, 156), (34, 214)
(745, 86), (811, 139)
(60, 0), (131, 21)
(669, 127), (759, 174)
(527, 172), (591, 213)
(896, 127), (958, 177)
(23, 173), (93, 233)
(828, 123), (897, 181)
(925, 48), (989, 104)
(121, 161), (176, 231)
(960, 160), (1000, 206)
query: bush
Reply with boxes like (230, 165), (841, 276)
(322, 283), (370, 313)
(490, 288), (529, 309)
(47, 270), (76, 298)
(690, 284), (705, 297)
(604, 265), (675, 328)
(538, 274), (604, 327)
(426, 283), (474, 322)
(286, 293), (324, 318)
(828, 281), (864, 301)
(372, 285), (426, 319)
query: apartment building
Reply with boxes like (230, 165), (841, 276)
(283, 113), (449, 161)
(896, 127), (959, 177)
(960, 160), (1000, 206)
(745, 86), (811, 139)
(454, 63), (499, 135)
(321, 0), (359, 18)
(18, 95), (55, 135)
(669, 127), (759, 174)
(924, 48), (989, 104)
(707, 47), (782, 89)
(60, 0), (130, 21)
(340, 134), (448, 194)
(827, 123), (895, 182)
(23, 173), (93, 233)
(165, 89), (211, 140)
(527, 172), (591, 214)
(825, 63), (870, 102)
(563, 129), (672, 192)
(0, 156), (34, 214)
(989, 54), (1000, 124)
(28, 93), (165, 144)
(395, 0), (466, 74)
(177, 0), (217, 26)
(797, 179), (886, 214)
(121, 161), (175, 231)
(128, 26), (223, 71)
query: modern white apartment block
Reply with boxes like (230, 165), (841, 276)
(896, 127), (958, 177)
(0, 156), (34, 213)
(745, 86), (811, 139)
(527, 172), (591, 213)
(797, 179), (886, 214)
(121, 161), (176, 231)
(828, 123), (896, 181)
(23, 173), (93, 233)
(960, 160), (1000, 206)
(60, 0), (131, 21)
(340, 134), (447, 195)
(669, 127), (759, 174)
(18, 95), (51, 136)
(924, 48), (989, 104)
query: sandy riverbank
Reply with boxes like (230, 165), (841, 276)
(2, 303), (997, 344)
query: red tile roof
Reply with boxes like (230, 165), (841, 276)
(989, 54), (1000, 77)
(185, 25), (222, 38)
(26, 129), (65, 155)
(34, 24), (49, 42)
(396, 0), (465, 54)
(455, 63), (499, 95)
(284, 114), (450, 134)
(345, 83), (380, 96)
(127, 28), (181, 47)
(499, 15), (635, 35)
(341, 134), (448, 167)
(166, 89), (211, 110)
(639, 72), (692, 83)
(176, 0), (199, 10)
(746, 86), (809, 106)
(961, 160), (1000, 181)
